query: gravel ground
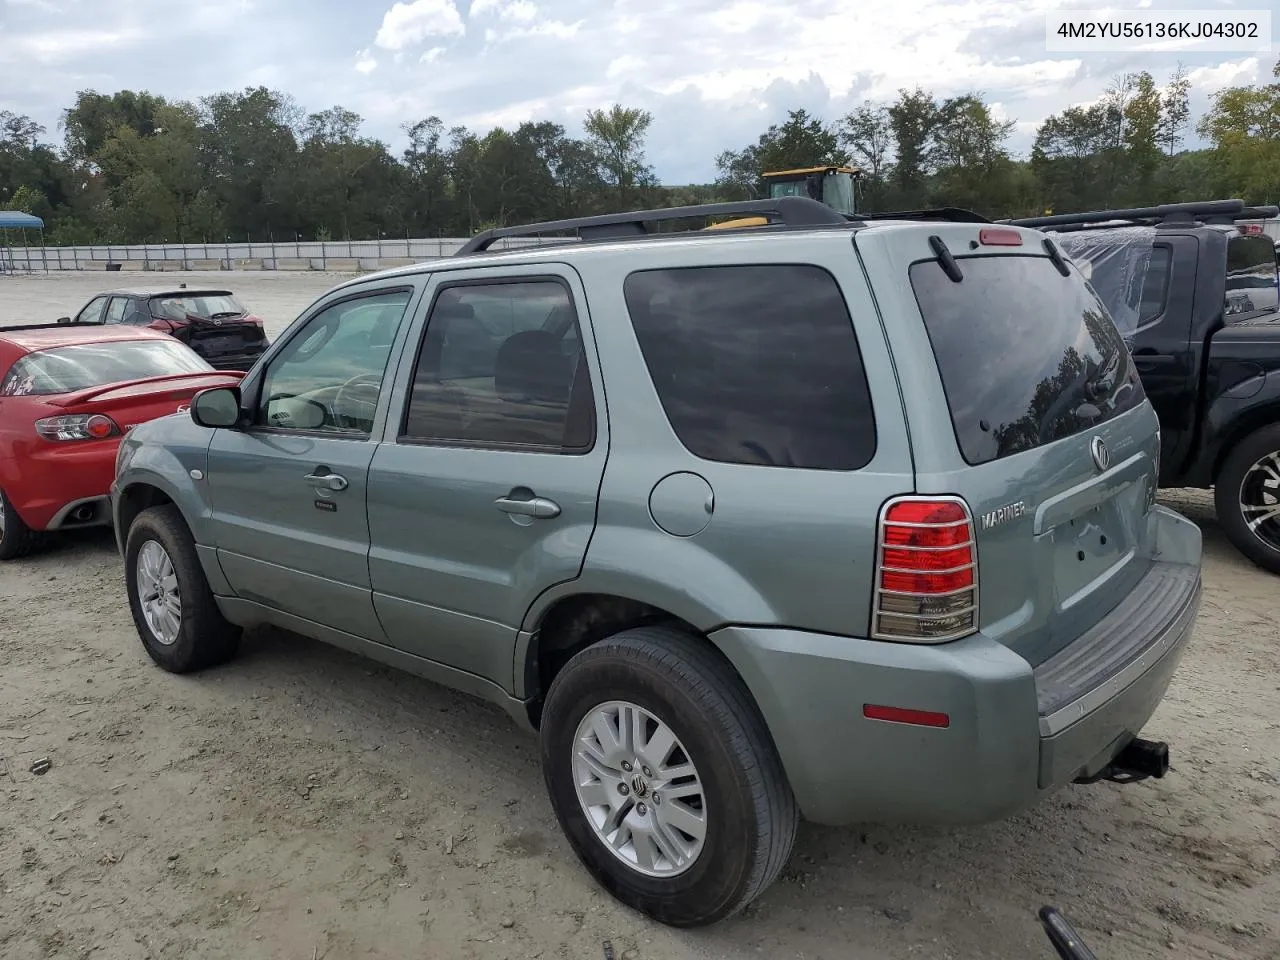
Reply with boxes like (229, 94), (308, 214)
(1, 272), (1277, 960)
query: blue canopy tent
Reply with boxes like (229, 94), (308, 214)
(0, 210), (47, 274)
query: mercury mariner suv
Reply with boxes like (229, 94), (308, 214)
(110, 197), (1204, 927)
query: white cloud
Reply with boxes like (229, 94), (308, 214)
(470, 0), (536, 20)
(2, 0), (1267, 185)
(11, 28), (146, 63)
(1186, 57), (1259, 94)
(374, 0), (465, 50)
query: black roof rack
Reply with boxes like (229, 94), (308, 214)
(1001, 199), (1278, 231)
(858, 207), (990, 224)
(455, 196), (849, 254)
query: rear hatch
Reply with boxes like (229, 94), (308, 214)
(150, 294), (266, 363)
(860, 224), (1161, 666)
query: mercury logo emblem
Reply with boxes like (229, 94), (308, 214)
(1090, 436), (1110, 473)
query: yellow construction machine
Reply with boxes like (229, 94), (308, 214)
(706, 165), (861, 230)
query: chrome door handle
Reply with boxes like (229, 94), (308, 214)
(494, 495), (561, 519)
(304, 470), (349, 491)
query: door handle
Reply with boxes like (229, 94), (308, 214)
(494, 495), (561, 519)
(1132, 353), (1176, 368)
(304, 469), (349, 491)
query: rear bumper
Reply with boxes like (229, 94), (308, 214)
(204, 350), (264, 372)
(711, 505), (1202, 827)
(7, 441), (119, 531)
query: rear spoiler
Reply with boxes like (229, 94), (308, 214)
(49, 370), (245, 407)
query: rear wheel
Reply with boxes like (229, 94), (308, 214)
(539, 625), (797, 928)
(0, 486), (40, 561)
(1215, 424), (1280, 575)
(125, 505), (241, 671)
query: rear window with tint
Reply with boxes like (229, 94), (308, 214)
(0, 340), (211, 396)
(1225, 235), (1279, 320)
(623, 264), (876, 470)
(910, 254), (1146, 466)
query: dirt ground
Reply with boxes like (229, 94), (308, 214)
(1, 273), (1278, 960)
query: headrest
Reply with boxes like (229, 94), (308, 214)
(494, 330), (572, 403)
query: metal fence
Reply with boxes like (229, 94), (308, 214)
(0, 235), (558, 273)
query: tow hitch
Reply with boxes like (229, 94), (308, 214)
(1074, 737), (1170, 785)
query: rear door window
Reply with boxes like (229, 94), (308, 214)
(623, 264), (876, 470)
(910, 254), (1146, 466)
(104, 298), (129, 324)
(1225, 234), (1279, 320)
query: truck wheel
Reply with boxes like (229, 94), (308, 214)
(125, 505), (241, 672)
(1215, 424), (1280, 575)
(539, 625), (797, 928)
(0, 486), (40, 561)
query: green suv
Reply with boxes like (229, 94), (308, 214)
(111, 198), (1204, 927)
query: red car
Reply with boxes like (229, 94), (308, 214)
(0, 323), (243, 561)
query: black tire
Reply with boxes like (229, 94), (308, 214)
(539, 625), (798, 928)
(0, 486), (40, 562)
(1215, 424), (1280, 575)
(124, 504), (240, 672)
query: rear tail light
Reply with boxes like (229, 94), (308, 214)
(35, 413), (121, 442)
(872, 496), (978, 643)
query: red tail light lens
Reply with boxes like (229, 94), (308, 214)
(35, 413), (121, 441)
(873, 496), (978, 643)
(978, 227), (1023, 246)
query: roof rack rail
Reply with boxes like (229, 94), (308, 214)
(1000, 199), (1278, 231)
(455, 196), (848, 255)
(857, 206), (990, 224)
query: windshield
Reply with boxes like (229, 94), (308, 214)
(0, 339), (212, 396)
(910, 253), (1146, 466)
(149, 293), (247, 322)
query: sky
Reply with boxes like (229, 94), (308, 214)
(0, 0), (1274, 183)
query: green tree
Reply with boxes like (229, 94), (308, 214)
(1159, 63), (1192, 156)
(887, 88), (938, 205)
(583, 104), (654, 209)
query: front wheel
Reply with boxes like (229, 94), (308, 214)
(124, 505), (241, 671)
(539, 625), (797, 927)
(1215, 425), (1280, 575)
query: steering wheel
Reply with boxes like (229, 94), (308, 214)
(333, 372), (383, 430)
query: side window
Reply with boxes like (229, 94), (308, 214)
(76, 297), (107, 324)
(256, 288), (413, 435)
(1225, 235), (1279, 321)
(103, 298), (129, 324)
(623, 264), (876, 470)
(1137, 245), (1171, 325)
(124, 299), (151, 325)
(400, 279), (595, 452)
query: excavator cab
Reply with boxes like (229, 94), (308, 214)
(762, 166), (859, 216)
(704, 165), (860, 231)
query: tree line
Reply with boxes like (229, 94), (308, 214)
(1, 58), (1277, 246)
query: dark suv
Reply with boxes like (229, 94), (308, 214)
(1007, 200), (1280, 573)
(58, 287), (268, 372)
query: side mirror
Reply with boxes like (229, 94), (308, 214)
(56, 316), (72, 325)
(191, 386), (242, 429)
